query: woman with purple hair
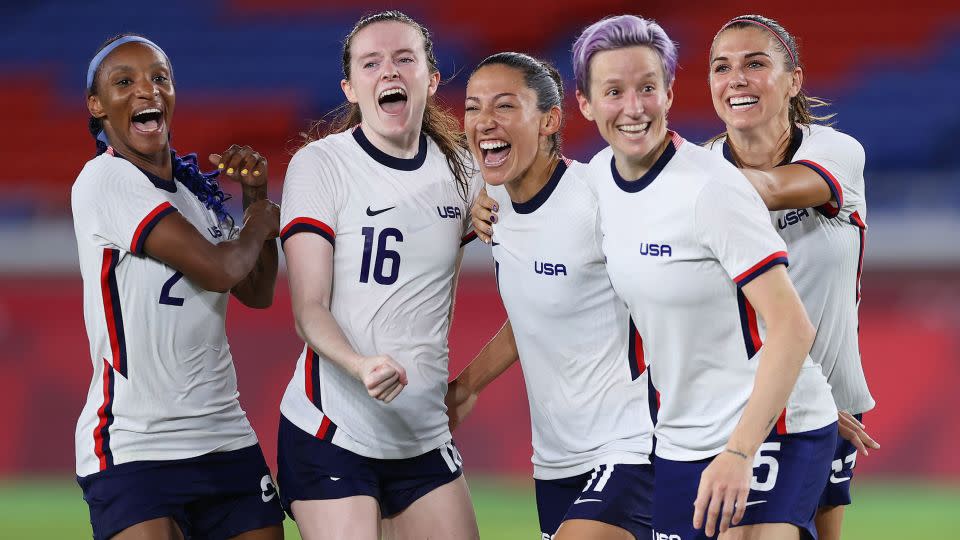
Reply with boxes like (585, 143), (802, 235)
(570, 15), (839, 540)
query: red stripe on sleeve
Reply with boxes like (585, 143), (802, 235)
(776, 408), (788, 435)
(280, 217), (335, 240)
(130, 202), (174, 253)
(734, 251), (788, 284)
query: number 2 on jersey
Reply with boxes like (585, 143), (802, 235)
(159, 271), (185, 306)
(360, 227), (403, 285)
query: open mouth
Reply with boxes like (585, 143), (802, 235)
(378, 87), (408, 115)
(131, 108), (164, 133)
(729, 96), (759, 111)
(617, 122), (650, 138)
(479, 139), (511, 167)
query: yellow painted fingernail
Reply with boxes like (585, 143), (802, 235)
(240, 169), (249, 176)
(226, 168), (234, 174)
(253, 170), (261, 176)
(218, 163), (225, 169)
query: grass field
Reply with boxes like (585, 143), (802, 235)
(1, 477), (957, 538)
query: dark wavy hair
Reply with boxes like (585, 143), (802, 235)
(301, 11), (471, 202)
(87, 33), (233, 228)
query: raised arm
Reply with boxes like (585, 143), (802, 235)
(211, 146), (279, 308)
(741, 165), (833, 211)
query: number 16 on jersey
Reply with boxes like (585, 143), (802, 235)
(360, 227), (403, 285)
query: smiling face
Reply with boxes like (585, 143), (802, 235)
(87, 42), (174, 161)
(576, 46), (673, 174)
(464, 64), (558, 187)
(709, 26), (801, 133)
(341, 20), (440, 147)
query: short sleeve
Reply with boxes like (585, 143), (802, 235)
(72, 158), (177, 255)
(695, 175), (789, 287)
(280, 144), (341, 248)
(791, 128), (866, 219)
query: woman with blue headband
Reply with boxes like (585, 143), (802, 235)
(72, 33), (284, 540)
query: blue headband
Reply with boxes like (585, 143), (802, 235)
(86, 36), (167, 90)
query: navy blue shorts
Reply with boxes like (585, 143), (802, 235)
(277, 415), (463, 518)
(653, 422), (837, 540)
(535, 463), (653, 540)
(77, 444), (284, 540)
(819, 413), (862, 508)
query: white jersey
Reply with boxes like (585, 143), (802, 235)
(709, 125), (874, 414)
(587, 132), (837, 462)
(279, 128), (481, 459)
(72, 152), (257, 477)
(487, 159), (654, 480)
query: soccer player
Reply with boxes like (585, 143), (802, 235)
(573, 15), (838, 539)
(73, 34), (284, 540)
(706, 15), (878, 540)
(449, 52), (654, 540)
(276, 11), (481, 540)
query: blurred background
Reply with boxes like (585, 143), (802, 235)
(0, 0), (957, 537)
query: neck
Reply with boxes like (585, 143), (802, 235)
(360, 121), (422, 159)
(504, 150), (560, 204)
(725, 115), (792, 170)
(104, 126), (173, 179)
(614, 131), (671, 181)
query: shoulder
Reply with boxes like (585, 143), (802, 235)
(799, 124), (865, 160)
(675, 140), (744, 187)
(73, 154), (146, 198)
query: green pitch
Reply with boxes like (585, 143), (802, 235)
(1, 476), (956, 538)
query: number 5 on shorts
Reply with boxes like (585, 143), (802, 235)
(750, 442), (781, 492)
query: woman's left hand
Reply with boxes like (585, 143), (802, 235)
(209, 145), (268, 189)
(693, 449), (753, 537)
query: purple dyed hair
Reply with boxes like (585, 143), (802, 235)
(571, 15), (678, 97)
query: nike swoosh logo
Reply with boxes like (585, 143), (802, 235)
(830, 475), (851, 484)
(744, 500), (767, 507)
(573, 498), (603, 505)
(491, 241), (500, 246)
(330, 476), (341, 481)
(366, 205), (396, 217)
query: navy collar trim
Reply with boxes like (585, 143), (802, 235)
(721, 125), (804, 167)
(353, 127), (428, 171)
(512, 160), (567, 214)
(111, 150), (177, 193)
(611, 140), (676, 194)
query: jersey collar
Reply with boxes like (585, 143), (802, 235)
(610, 135), (677, 194)
(512, 159), (567, 214)
(353, 126), (428, 171)
(109, 150), (177, 193)
(721, 124), (804, 167)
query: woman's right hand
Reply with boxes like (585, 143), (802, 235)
(470, 188), (499, 244)
(242, 199), (280, 240)
(356, 355), (408, 403)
